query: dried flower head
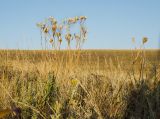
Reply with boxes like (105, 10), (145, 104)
(59, 37), (62, 44)
(80, 16), (87, 21)
(52, 24), (57, 32)
(74, 33), (80, 40)
(65, 33), (72, 41)
(75, 16), (79, 21)
(49, 16), (57, 24)
(53, 20), (57, 24)
(58, 25), (63, 31)
(36, 22), (45, 29)
(49, 38), (54, 43)
(68, 18), (76, 24)
(142, 37), (148, 44)
(56, 32), (61, 37)
(44, 27), (49, 33)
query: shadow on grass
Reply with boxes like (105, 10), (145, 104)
(123, 79), (160, 119)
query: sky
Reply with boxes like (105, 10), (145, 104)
(0, 0), (160, 49)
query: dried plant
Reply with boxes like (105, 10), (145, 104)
(37, 16), (87, 50)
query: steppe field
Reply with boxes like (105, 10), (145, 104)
(0, 49), (159, 119)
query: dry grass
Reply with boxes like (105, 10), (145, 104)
(0, 49), (159, 119)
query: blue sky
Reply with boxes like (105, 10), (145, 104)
(0, 0), (160, 49)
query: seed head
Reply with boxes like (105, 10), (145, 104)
(59, 25), (63, 31)
(68, 18), (76, 24)
(53, 20), (57, 24)
(44, 27), (49, 33)
(52, 24), (57, 31)
(56, 32), (61, 37)
(59, 38), (62, 44)
(80, 16), (87, 21)
(75, 16), (79, 21)
(142, 37), (148, 44)
(65, 33), (72, 41)
(49, 38), (53, 43)
(74, 33), (80, 40)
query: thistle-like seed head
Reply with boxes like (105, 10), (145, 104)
(59, 38), (62, 43)
(65, 33), (72, 41)
(142, 37), (148, 44)
(49, 38), (53, 43)
(56, 32), (61, 37)
(80, 16), (87, 21)
(52, 24), (57, 31)
(44, 27), (49, 33)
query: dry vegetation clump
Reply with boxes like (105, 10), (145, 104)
(36, 16), (87, 50)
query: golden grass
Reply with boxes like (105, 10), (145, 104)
(0, 49), (159, 118)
